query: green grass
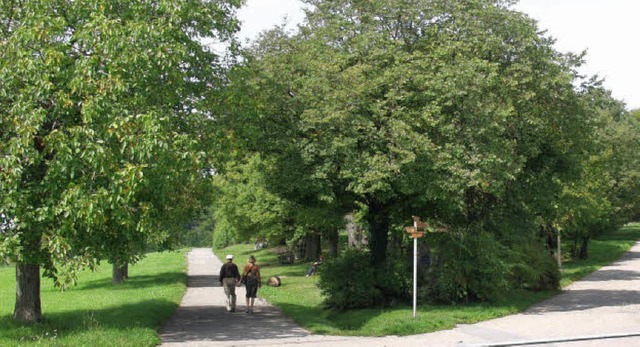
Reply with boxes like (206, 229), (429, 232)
(218, 222), (640, 336)
(1, 222), (637, 344)
(0, 250), (187, 347)
(560, 223), (640, 286)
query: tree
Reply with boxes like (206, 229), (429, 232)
(224, 0), (593, 256)
(211, 153), (346, 259)
(0, 0), (243, 322)
(217, 0), (640, 306)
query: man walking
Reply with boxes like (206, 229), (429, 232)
(219, 254), (241, 312)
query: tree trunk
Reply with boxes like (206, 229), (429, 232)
(542, 224), (558, 253)
(14, 263), (42, 323)
(112, 263), (128, 284)
(326, 229), (339, 257)
(303, 233), (321, 261)
(345, 213), (359, 247)
(366, 200), (390, 265)
(578, 236), (589, 259)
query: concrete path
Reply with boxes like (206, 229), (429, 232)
(160, 244), (640, 346)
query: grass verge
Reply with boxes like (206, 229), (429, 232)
(0, 250), (187, 347)
(220, 222), (640, 336)
(560, 223), (640, 286)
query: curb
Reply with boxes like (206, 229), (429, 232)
(467, 332), (640, 347)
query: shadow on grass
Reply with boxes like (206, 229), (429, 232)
(77, 272), (186, 291)
(0, 299), (177, 344)
(321, 306), (387, 332)
(268, 266), (308, 278)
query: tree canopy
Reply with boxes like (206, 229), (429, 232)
(0, 0), (243, 322)
(214, 0), (640, 304)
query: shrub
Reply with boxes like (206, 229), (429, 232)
(425, 232), (511, 303)
(373, 246), (412, 306)
(509, 241), (560, 291)
(317, 248), (380, 310)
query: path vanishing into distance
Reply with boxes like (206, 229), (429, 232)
(160, 244), (640, 346)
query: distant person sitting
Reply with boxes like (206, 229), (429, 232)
(305, 255), (325, 277)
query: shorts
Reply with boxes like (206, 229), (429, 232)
(245, 278), (259, 298)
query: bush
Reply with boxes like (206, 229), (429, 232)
(425, 232), (511, 303)
(317, 248), (380, 310)
(509, 241), (560, 291)
(373, 246), (412, 305)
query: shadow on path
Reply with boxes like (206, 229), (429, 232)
(526, 289), (640, 313)
(160, 241), (640, 347)
(188, 275), (218, 288)
(159, 248), (310, 346)
(161, 304), (310, 343)
(577, 269), (640, 282)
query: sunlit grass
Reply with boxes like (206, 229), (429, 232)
(0, 250), (187, 346)
(560, 222), (640, 286)
(3, 222), (635, 344)
(218, 223), (640, 336)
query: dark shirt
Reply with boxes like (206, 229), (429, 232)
(219, 262), (240, 283)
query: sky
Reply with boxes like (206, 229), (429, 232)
(237, 0), (639, 110)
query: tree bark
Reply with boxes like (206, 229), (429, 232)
(303, 233), (321, 261)
(345, 213), (364, 248)
(14, 263), (42, 323)
(578, 236), (589, 259)
(326, 229), (339, 257)
(112, 263), (128, 284)
(366, 200), (390, 265)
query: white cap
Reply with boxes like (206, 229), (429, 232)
(226, 254), (233, 260)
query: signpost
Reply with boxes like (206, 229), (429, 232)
(406, 216), (426, 318)
(405, 216), (448, 318)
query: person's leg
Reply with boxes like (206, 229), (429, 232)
(245, 287), (251, 313)
(249, 297), (255, 314)
(245, 283), (257, 313)
(222, 279), (231, 311)
(224, 279), (237, 312)
(229, 282), (236, 312)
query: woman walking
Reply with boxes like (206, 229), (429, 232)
(242, 255), (261, 314)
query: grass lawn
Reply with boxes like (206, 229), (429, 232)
(560, 223), (640, 286)
(1, 222), (638, 344)
(220, 222), (640, 336)
(0, 250), (187, 347)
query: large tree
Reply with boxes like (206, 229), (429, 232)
(0, 0), (243, 322)
(220, 0), (597, 265)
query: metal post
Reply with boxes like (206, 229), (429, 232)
(407, 216), (428, 318)
(413, 220), (418, 318)
(557, 231), (562, 270)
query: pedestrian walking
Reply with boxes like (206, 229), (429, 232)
(241, 255), (261, 315)
(219, 254), (241, 312)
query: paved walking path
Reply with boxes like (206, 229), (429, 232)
(160, 244), (640, 346)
